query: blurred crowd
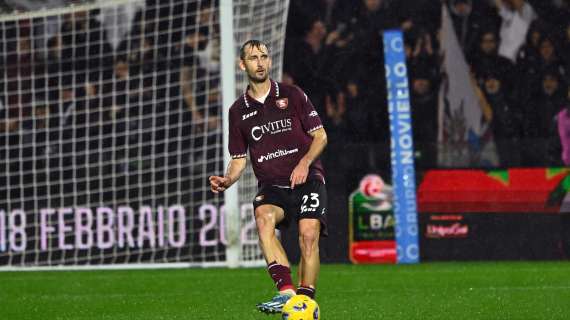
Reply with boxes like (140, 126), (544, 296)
(1, 0), (570, 198)
(284, 0), (570, 169)
(0, 1), (222, 204)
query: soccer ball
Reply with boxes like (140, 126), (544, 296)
(281, 294), (320, 320)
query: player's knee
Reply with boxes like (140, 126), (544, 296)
(298, 225), (319, 256)
(255, 210), (275, 238)
(255, 216), (272, 235)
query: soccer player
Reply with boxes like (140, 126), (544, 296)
(209, 39), (328, 314)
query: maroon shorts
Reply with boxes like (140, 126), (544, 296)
(253, 179), (328, 237)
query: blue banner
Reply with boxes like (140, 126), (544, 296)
(382, 30), (420, 264)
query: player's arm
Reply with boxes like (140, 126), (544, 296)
(290, 127), (327, 188)
(209, 157), (247, 193)
(211, 103), (248, 193)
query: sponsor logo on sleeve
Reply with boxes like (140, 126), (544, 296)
(308, 110), (318, 117)
(242, 110), (258, 120)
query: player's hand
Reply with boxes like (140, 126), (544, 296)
(209, 175), (230, 193)
(290, 159), (309, 189)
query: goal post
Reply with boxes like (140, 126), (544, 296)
(219, 0), (240, 268)
(0, 0), (289, 270)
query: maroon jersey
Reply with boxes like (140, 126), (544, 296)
(228, 80), (325, 187)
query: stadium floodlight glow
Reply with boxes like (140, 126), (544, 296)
(0, 0), (289, 270)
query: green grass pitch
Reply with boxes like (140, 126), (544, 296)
(1, 262), (569, 319)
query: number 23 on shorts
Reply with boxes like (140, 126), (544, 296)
(300, 192), (320, 214)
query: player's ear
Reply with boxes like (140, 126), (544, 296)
(239, 59), (246, 71)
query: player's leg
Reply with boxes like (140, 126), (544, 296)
(297, 218), (320, 299)
(294, 180), (327, 299)
(255, 204), (289, 267)
(255, 204), (295, 313)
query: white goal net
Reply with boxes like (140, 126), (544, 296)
(0, 0), (289, 269)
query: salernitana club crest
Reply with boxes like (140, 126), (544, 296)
(276, 98), (288, 109)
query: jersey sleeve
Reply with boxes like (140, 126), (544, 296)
(294, 86), (323, 133)
(228, 108), (248, 158)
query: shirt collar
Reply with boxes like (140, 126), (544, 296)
(243, 79), (280, 108)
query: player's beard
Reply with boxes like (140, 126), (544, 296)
(248, 68), (268, 83)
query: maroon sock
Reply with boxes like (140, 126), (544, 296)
(297, 285), (316, 299)
(267, 261), (294, 292)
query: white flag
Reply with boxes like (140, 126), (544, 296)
(437, 5), (497, 167)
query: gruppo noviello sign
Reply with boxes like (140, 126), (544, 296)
(382, 30), (420, 264)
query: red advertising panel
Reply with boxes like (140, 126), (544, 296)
(417, 168), (570, 260)
(418, 168), (570, 213)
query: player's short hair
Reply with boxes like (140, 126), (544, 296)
(240, 40), (270, 60)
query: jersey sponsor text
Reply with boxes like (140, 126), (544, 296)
(257, 148), (298, 163)
(251, 118), (292, 141)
